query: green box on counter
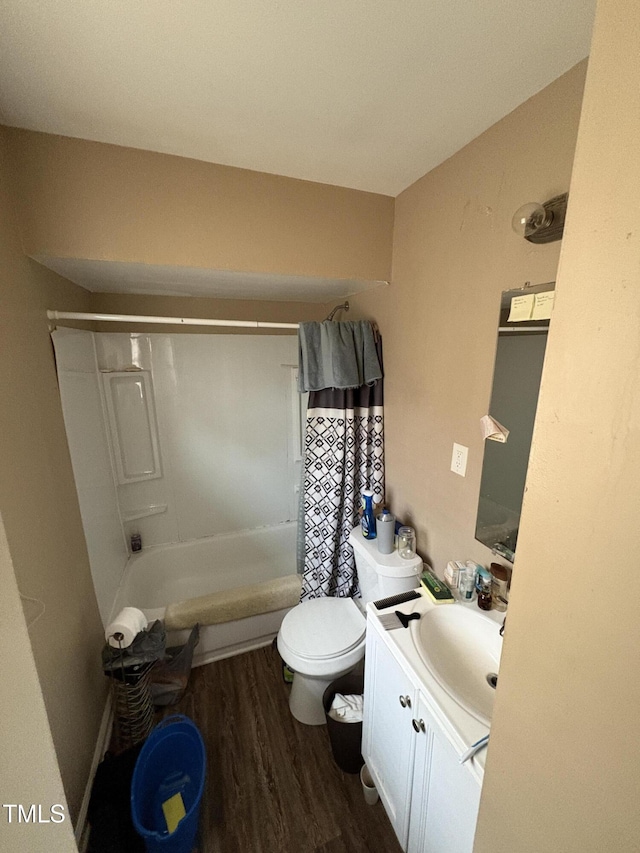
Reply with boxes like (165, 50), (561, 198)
(420, 570), (455, 603)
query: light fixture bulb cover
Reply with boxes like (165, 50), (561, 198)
(511, 193), (568, 244)
(511, 202), (547, 238)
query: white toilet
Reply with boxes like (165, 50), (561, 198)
(277, 525), (423, 725)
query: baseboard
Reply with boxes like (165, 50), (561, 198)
(75, 693), (113, 852)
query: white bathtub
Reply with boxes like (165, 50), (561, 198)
(111, 522), (298, 665)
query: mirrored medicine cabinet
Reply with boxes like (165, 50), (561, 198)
(475, 281), (555, 560)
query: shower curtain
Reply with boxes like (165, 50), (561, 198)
(298, 335), (384, 600)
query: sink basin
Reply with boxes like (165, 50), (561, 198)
(410, 605), (503, 725)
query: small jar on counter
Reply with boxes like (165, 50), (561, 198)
(490, 563), (509, 611)
(397, 526), (416, 559)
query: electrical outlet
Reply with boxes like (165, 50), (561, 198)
(451, 443), (468, 477)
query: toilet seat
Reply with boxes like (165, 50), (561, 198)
(279, 597), (365, 661)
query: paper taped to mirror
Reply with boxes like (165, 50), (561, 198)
(508, 291), (555, 322)
(531, 290), (555, 320)
(481, 415), (509, 443)
(508, 294), (535, 322)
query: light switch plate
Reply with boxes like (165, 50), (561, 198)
(451, 443), (468, 477)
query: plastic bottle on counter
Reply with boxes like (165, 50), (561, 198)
(458, 563), (477, 601)
(361, 490), (377, 540)
(476, 567), (493, 611)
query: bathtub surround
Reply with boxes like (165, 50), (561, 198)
(95, 331), (300, 546)
(53, 328), (301, 626)
(52, 328), (130, 624)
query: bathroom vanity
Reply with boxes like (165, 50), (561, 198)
(363, 592), (502, 852)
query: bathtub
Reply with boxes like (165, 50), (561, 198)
(111, 521), (298, 666)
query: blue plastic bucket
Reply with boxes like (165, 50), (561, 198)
(131, 715), (206, 853)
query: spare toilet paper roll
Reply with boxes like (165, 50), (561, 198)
(106, 607), (147, 648)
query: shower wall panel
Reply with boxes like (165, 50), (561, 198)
(52, 328), (129, 625)
(95, 332), (299, 547)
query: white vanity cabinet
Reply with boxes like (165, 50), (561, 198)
(362, 623), (418, 847)
(363, 616), (482, 853)
(407, 692), (481, 852)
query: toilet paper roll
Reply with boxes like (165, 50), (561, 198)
(106, 607), (147, 648)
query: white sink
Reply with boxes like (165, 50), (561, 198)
(410, 604), (503, 725)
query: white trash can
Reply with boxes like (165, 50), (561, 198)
(360, 764), (379, 805)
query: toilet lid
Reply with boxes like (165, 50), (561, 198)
(281, 598), (366, 660)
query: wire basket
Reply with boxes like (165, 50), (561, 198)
(108, 657), (156, 753)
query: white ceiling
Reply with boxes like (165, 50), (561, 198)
(32, 256), (387, 303)
(0, 1), (595, 197)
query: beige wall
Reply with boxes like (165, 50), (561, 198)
(0, 515), (77, 853)
(349, 61), (587, 576)
(4, 129), (394, 284)
(0, 127), (106, 823)
(475, 0), (640, 849)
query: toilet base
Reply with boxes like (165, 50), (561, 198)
(289, 672), (332, 725)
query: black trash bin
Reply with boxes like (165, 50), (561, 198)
(322, 664), (365, 774)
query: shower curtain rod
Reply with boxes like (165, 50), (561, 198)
(47, 310), (300, 330)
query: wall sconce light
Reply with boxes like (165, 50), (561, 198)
(511, 192), (568, 244)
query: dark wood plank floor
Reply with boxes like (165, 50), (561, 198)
(158, 644), (403, 853)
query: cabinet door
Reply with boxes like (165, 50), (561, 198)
(406, 695), (434, 853)
(409, 694), (482, 853)
(363, 626), (417, 849)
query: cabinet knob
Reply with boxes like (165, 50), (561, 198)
(412, 718), (426, 733)
(398, 695), (412, 709)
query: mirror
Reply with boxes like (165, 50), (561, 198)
(475, 282), (554, 559)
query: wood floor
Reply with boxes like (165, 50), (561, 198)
(158, 643), (403, 853)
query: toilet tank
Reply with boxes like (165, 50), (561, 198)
(348, 525), (422, 604)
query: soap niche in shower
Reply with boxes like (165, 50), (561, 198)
(102, 370), (162, 484)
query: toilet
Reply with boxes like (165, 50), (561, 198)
(277, 525), (423, 725)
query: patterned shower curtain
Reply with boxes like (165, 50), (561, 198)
(299, 340), (384, 600)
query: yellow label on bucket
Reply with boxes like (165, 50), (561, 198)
(162, 792), (186, 834)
